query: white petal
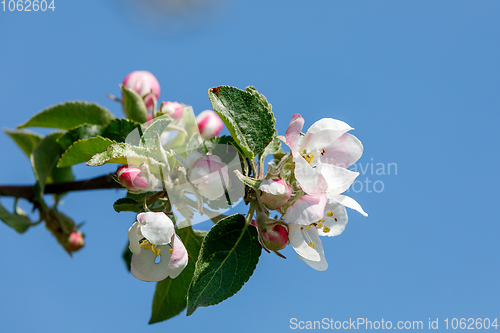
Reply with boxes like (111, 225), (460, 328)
(259, 179), (288, 195)
(186, 151), (203, 170)
(128, 221), (143, 255)
(288, 223), (321, 262)
(284, 113), (304, 157)
(293, 155), (328, 195)
(138, 212), (175, 245)
(318, 163), (359, 195)
(329, 194), (368, 217)
(318, 201), (348, 237)
(131, 245), (170, 282)
(166, 234), (189, 278)
(320, 133), (364, 168)
(300, 118), (353, 152)
(284, 195), (327, 225)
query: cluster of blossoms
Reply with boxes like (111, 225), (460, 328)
(115, 70), (366, 281)
(251, 113), (367, 270)
(119, 71), (231, 281)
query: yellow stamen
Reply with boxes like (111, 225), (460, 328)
(326, 211), (334, 217)
(169, 249), (173, 254)
(303, 153), (315, 164)
(143, 244), (152, 250)
(308, 241), (316, 249)
(305, 225), (311, 230)
(323, 226), (331, 233)
(318, 219), (325, 223)
(140, 240), (149, 247)
(156, 248), (161, 256)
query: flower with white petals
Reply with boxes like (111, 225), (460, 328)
(284, 113), (367, 218)
(286, 198), (348, 271)
(128, 212), (188, 282)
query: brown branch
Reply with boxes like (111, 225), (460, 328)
(0, 174), (123, 201)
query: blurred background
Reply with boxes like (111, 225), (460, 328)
(1, 1), (499, 332)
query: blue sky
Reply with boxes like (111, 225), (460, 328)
(1, 1), (499, 332)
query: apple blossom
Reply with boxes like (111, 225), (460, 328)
(284, 113), (367, 218)
(186, 151), (230, 201)
(116, 165), (149, 192)
(287, 199), (348, 271)
(128, 212), (188, 282)
(259, 179), (292, 210)
(123, 70), (161, 109)
(66, 231), (84, 252)
(161, 101), (183, 120)
(196, 110), (223, 139)
(261, 224), (289, 252)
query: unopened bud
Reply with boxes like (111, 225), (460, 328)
(161, 101), (183, 120)
(196, 110), (223, 139)
(116, 165), (149, 191)
(259, 179), (292, 210)
(187, 152), (230, 200)
(122, 70), (161, 109)
(66, 231), (85, 252)
(261, 224), (289, 251)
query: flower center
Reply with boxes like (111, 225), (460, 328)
(140, 239), (162, 257)
(302, 153), (315, 164)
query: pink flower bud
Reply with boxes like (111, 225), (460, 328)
(261, 224), (289, 252)
(123, 71), (161, 109)
(196, 110), (223, 139)
(116, 165), (149, 191)
(161, 101), (183, 120)
(259, 179), (292, 210)
(187, 152), (230, 200)
(66, 231), (85, 252)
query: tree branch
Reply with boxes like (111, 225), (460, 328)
(0, 174), (123, 201)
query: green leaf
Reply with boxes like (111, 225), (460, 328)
(140, 118), (171, 148)
(0, 201), (32, 233)
(57, 119), (141, 151)
(122, 85), (148, 123)
(57, 124), (105, 151)
(186, 214), (261, 315)
(18, 102), (114, 130)
(208, 86), (277, 159)
(57, 136), (115, 168)
(101, 119), (142, 142)
(262, 136), (281, 158)
(150, 227), (207, 324)
(86, 142), (162, 170)
(31, 132), (64, 193)
(4, 129), (42, 158)
(113, 198), (143, 213)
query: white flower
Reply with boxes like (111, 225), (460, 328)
(128, 212), (188, 282)
(284, 113), (367, 218)
(281, 113), (368, 271)
(287, 198), (348, 271)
